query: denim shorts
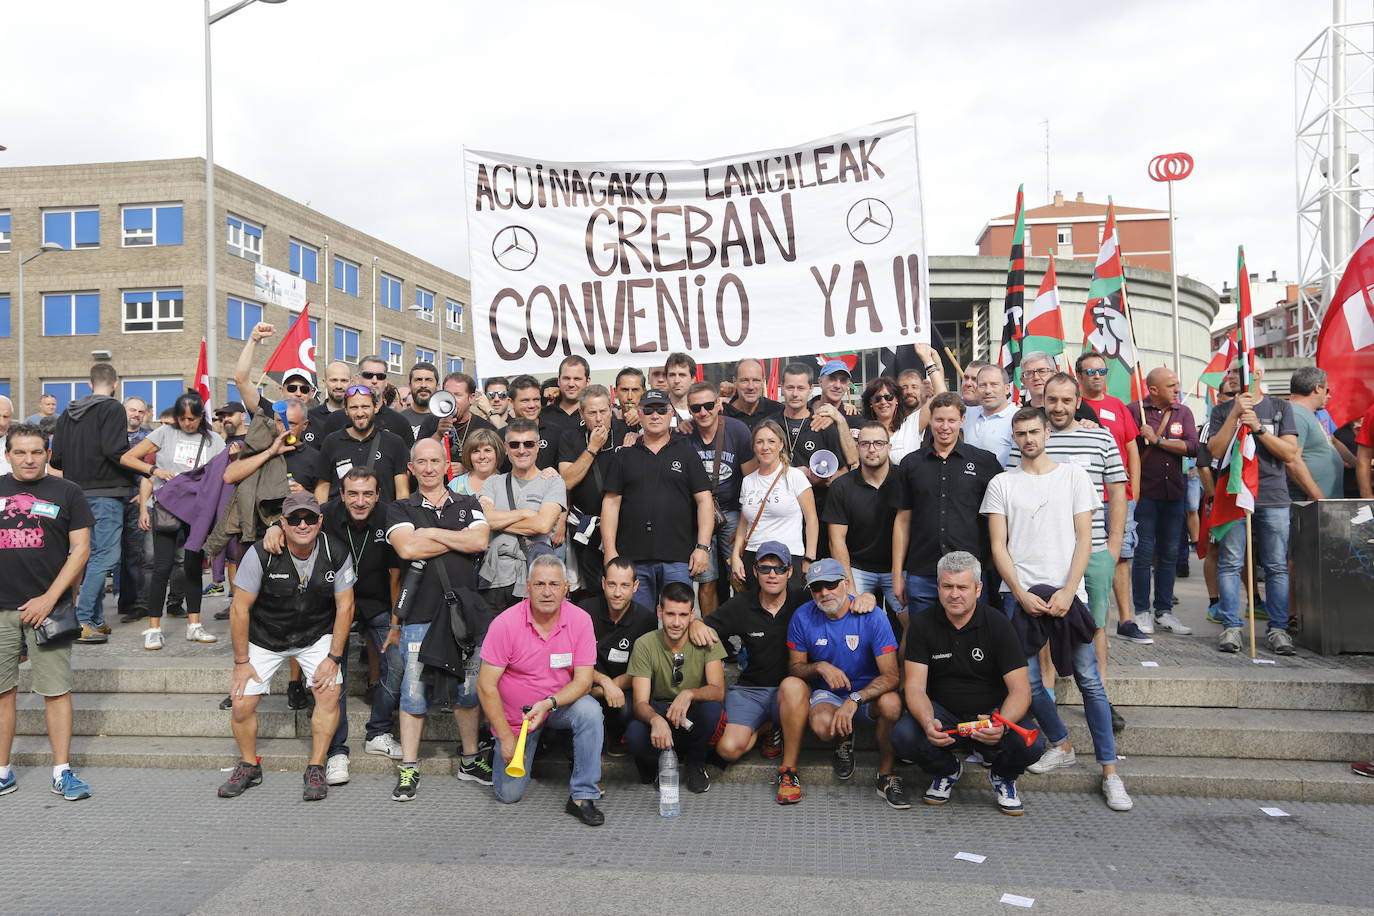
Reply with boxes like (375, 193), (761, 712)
(809, 687), (877, 724)
(724, 685), (780, 731)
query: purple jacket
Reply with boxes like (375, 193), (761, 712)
(153, 450), (234, 553)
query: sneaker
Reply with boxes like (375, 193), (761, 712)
(213, 608), (231, 621)
(51, 769), (92, 801)
(1352, 761), (1374, 778)
(1176, 562), (1190, 579)
(75, 624), (108, 645)
(1254, 596), (1269, 619)
(203, 582), (225, 596)
(142, 627), (164, 651)
(1133, 612), (1155, 635)
(605, 735), (627, 758)
(876, 773), (911, 810)
(365, 733), (404, 760)
(218, 760), (262, 798)
(1102, 773), (1133, 811)
(922, 762), (962, 805)
(1155, 613), (1193, 635)
(456, 753), (494, 786)
(165, 604), (188, 618)
(1110, 704), (1125, 734)
(990, 772), (1024, 815)
(0, 771), (15, 796)
(392, 765), (420, 802)
(776, 766), (802, 804)
(833, 736), (855, 780)
(965, 750), (990, 768)
(218, 695), (232, 710)
(118, 608), (146, 624)
(325, 753), (350, 786)
(1116, 620), (1154, 645)
(760, 724), (782, 760)
(1217, 627), (1243, 654)
(1265, 628), (1297, 657)
(686, 763), (711, 794)
(97, 622), (112, 635)
(1207, 602), (1224, 624)
(186, 623), (218, 643)
(1027, 744), (1077, 774)
(303, 763), (329, 801)
(286, 680), (307, 710)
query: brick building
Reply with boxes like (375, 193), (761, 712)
(975, 191), (1172, 273)
(0, 158), (472, 416)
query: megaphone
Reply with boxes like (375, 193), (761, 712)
(429, 390), (458, 420)
(809, 448), (839, 479)
(271, 400), (297, 445)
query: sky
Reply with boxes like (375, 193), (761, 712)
(2, 0), (1351, 293)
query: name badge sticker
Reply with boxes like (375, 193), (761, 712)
(1098, 408), (1116, 421)
(607, 648), (629, 664)
(32, 501), (60, 519)
(335, 461), (354, 478)
(550, 652), (573, 669)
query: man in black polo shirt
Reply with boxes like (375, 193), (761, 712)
(893, 550), (1040, 815)
(507, 374), (561, 471)
(825, 421), (901, 622)
(314, 385), (410, 505)
(418, 372), (498, 475)
(318, 355), (416, 447)
(601, 389), (714, 609)
(559, 384), (630, 597)
(306, 361), (353, 446)
(282, 399), (319, 493)
(724, 358), (784, 431)
(541, 356), (589, 463)
(891, 392), (1002, 616)
(779, 362), (856, 533)
(586, 557), (657, 755)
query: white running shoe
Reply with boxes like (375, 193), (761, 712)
(325, 753), (350, 786)
(143, 628), (164, 651)
(1103, 774), (1134, 811)
(365, 733), (404, 760)
(1027, 744), (1078, 774)
(1155, 613), (1193, 635)
(1134, 612), (1155, 634)
(186, 623), (218, 643)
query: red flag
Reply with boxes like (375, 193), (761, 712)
(263, 304), (318, 389)
(766, 357), (780, 400)
(1317, 214), (1374, 427)
(193, 338), (212, 409)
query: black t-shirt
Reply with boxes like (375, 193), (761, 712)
(584, 595), (658, 679)
(302, 401), (337, 449)
(686, 417), (755, 510)
(415, 413), (499, 465)
(703, 585), (808, 688)
(0, 474), (95, 607)
(891, 441), (1002, 576)
(604, 437), (712, 563)
(285, 443), (320, 493)
(321, 404), (416, 447)
(724, 397), (784, 431)
(540, 403), (584, 471)
(557, 420), (631, 516)
(905, 600), (1026, 722)
(316, 427), (410, 503)
(782, 410), (848, 521)
(323, 498), (398, 619)
(822, 465), (899, 572)
(384, 491), (486, 625)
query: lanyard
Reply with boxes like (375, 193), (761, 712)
(345, 524), (369, 571)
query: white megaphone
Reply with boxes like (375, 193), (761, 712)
(429, 390), (458, 420)
(809, 449), (839, 479)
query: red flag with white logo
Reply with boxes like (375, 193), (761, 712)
(193, 338), (212, 410)
(262, 303), (318, 390)
(1317, 214), (1374, 427)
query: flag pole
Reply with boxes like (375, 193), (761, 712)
(1244, 510), (1257, 658)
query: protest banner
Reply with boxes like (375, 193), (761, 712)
(464, 115), (927, 373)
(254, 262), (309, 312)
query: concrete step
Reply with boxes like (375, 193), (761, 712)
(1058, 705), (1374, 762)
(8, 735), (1374, 804)
(1057, 666), (1374, 712)
(19, 659), (375, 696)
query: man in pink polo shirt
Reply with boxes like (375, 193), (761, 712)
(478, 552), (605, 826)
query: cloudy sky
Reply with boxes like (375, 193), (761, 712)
(4, 0), (1347, 292)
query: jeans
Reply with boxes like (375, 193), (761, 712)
(853, 567), (900, 614)
(1132, 496), (1185, 615)
(147, 526), (203, 622)
(398, 622), (436, 716)
(117, 498), (144, 612)
(625, 699), (724, 766)
(1217, 506), (1290, 631)
(364, 611), (402, 741)
(903, 573), (939, 616)
(891, 699), (1043, 779)
(492, 694), (603, 803)
(76, 496), (124, 628)
(693, 509), (738, 584)
(632, 561), (692, 610)
(1027, 642), (1117, 765)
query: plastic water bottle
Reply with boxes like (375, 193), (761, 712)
(658, 747), (680, 818)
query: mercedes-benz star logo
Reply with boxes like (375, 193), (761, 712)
(846, 198), (893, 245)
(492, 225), (538, 271)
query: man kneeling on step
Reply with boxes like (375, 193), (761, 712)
(219, 492), (355, 801)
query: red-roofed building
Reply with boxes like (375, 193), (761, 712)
(974, 191), (1172, 273)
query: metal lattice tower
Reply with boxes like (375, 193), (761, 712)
(1295, 1), (1374, 356)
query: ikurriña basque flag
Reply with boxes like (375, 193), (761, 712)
(1207, 248), (1260, 541)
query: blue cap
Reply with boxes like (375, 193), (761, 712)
(805, 557), (847, 586)
(819, 359), (851, 378)
(754, 540), (791, 566)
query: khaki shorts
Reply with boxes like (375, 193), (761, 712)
(0, 608), (74, 698)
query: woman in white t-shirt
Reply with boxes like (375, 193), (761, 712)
(730, 418), (816, 590)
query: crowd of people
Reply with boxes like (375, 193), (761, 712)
(2, 324), (1371, 818)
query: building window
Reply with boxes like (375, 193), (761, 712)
(0, 212), (10, 253)
(122, 204), (183, 247)
(123, 289), (185, 332)
(122, 378), (184, 417)
(446, 356), (464, 374)
(0, 296), (9, 337)
(43, 208), (100, 250)
(415, 286), (435, 321)
(333, 257), (359, 296)
(307, 317), (319, 343)
(289, 238), (319, 283)
(334, 325), (360, 363)
(446, 299), (464, 331)
(43, 380), (93, 411)
(0, 381), (9, 398)
(226, 214), (263, 262)
(380, 337), (403, 373)
(380, 273), (402, 311)
(416, 347), (435, 364)
(42, 292), (100, 336)
(226, 296), (263, 340)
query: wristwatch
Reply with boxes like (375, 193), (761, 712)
(546, 695), (559, 710)
(847, 691), (863, 705)
(327, 653), (344, 665)
(694, 543), (710, 552)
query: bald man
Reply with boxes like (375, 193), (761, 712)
(724, 358), (784, 431)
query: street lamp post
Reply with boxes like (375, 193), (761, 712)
(205, 0), (287, 402)
(17, 244), (64, 415)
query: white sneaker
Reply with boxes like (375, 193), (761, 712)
(1154, 613), (1193, 635)
(1134, 612), (1155, 634)
(365, 733), (404, 760)
(1103, 773), (1134, 811)
(325, 753), (350, 785)
(1027, 744), (1077, 774)
(142, 628), (164, 651)
(186, 623), (218, 643)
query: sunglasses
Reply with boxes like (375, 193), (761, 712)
(360, 371), (387, 380)
(808, 580), (843, 593)
(872, 392), (897, 402)
(286, 513), (319, 527)
(345, 385), (372, 398)
(487, 391), (508, 400)
(688, 401), (716, 414)
(755, 563), (789, 575)
(1081, 368), (1109, 377)
(284, 383), (312, 394)
(672, 652), (685, 686)
(640, 404), (670, 415)
(506, 439), (538, 450)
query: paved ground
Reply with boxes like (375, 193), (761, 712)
(1, 767), (1370, 915)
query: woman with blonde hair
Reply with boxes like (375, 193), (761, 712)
(730, 418), (817, 590)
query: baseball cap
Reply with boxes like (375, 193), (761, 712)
(640, 389), (671, 407)
(805, 557), (847, 587)
(819, 360), (852, 379)
(282, 371), (313, 386)
(281, 492), (321, 517)
(214, 400), (246, 417)
(754, 540), (792, 567)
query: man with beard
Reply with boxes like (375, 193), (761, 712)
(585, 558), (657, 754)
(422, 372), (497, 476)
(400, 362), (441, 442)
(314, 385), (410, 505)
(613, 368), (645, 431)
(318, 356), (416, 447)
